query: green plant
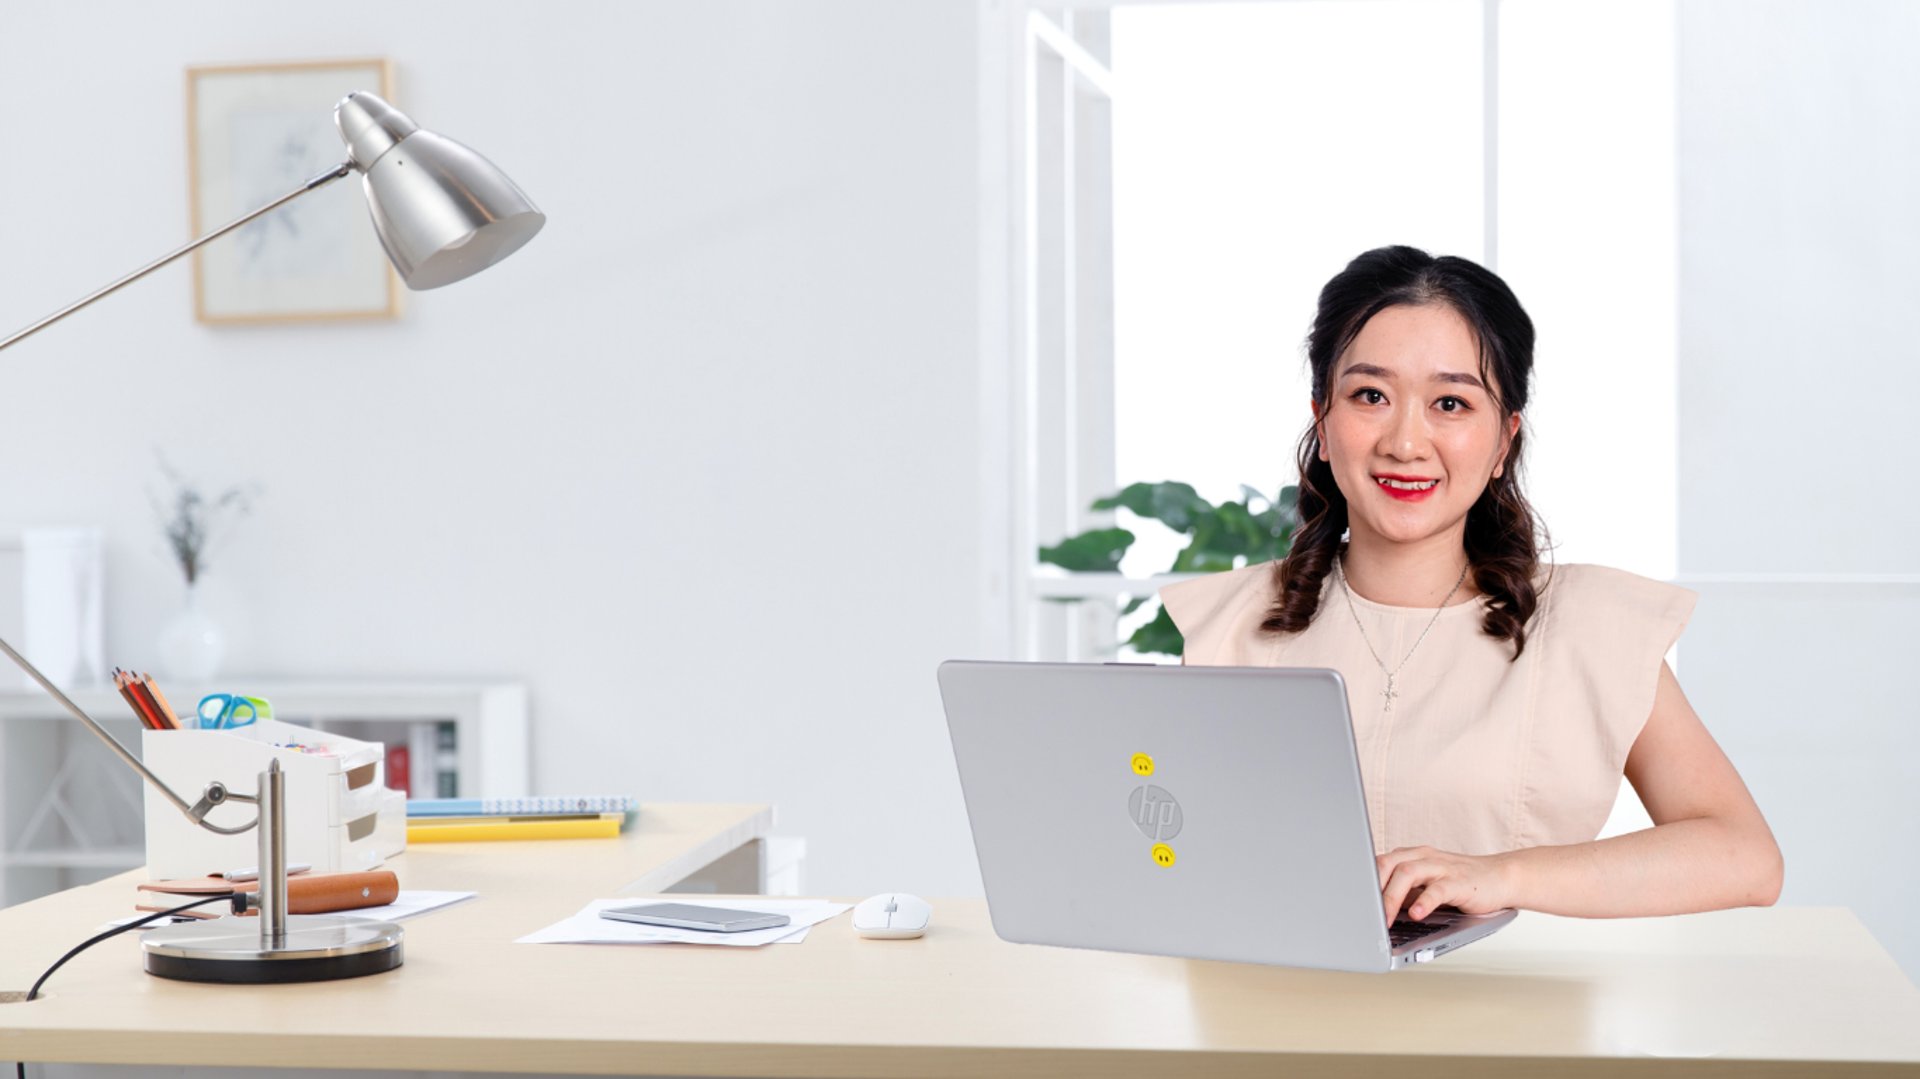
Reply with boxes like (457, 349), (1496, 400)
(1037, 481), (1299, 656)
(150, 456), (260, 587)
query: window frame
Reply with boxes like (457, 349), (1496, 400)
(979, 0), (1502, 662)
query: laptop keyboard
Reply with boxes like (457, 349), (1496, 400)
(1388, 919), (1448, 947)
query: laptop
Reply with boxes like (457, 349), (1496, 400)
(937, 660), (1517, 973)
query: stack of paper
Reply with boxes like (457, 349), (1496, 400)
(516, 898), (851, 947)
(103, 890), (476, 932)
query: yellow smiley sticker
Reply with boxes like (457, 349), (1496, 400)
(1130, 753), (1155, 777)
(1150, 843), (1176, 868)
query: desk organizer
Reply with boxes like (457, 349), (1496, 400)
(142, 719), (403, 879)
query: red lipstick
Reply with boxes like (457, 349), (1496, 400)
(1372, 473), (1441, 502)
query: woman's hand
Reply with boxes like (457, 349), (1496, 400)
(1377, 846), (1517, 923)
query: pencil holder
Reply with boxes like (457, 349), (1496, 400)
(142, 718), (396, 879)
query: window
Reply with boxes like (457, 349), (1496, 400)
(983, 0), (1677, 663)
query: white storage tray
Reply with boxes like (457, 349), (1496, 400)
(142, 718), (393, 879)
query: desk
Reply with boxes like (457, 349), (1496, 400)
(3, 803), (1917, 1078)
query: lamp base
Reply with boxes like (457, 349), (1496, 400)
(141, 914), (403, 983)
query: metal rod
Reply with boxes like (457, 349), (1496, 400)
(0, 635), (192, 815)
(0, 161), (354, 353)
(258, 760), (288, 946)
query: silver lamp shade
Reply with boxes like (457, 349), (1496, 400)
(334, 91), (545, 290)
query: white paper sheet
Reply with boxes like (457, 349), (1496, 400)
(356, 890), (477, 921)
(102, 889), (477, 931)
(516, 898), (852, 947)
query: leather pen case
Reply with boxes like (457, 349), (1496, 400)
(136, 870), (400, 918)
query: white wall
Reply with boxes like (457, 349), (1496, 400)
(1679, 0), (1920, 572)
(1676, 0), (1920, 980)
(0, 1), (990, 898)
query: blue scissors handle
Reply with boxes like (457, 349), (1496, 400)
(196, 693), (260, 730)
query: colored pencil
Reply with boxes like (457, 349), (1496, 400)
(140, 673), (184, 729)
(115, 669), (167, 730)
(113, 670), (157, 729)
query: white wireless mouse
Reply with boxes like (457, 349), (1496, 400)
(851, 893), (932, 939)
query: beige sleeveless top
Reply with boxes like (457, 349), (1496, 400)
(1160, 562), (1694, 857)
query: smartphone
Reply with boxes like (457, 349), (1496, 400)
(598, 901), (791, 933)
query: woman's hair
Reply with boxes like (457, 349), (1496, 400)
(1260, 245), (1545, 658)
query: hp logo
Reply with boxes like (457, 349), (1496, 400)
(1127, 784), (1183, 841)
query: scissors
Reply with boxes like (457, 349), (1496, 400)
(197, 693), (272, 730)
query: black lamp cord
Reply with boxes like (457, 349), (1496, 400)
(13, 893), (243, 1079)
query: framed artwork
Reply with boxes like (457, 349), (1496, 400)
(187, 58), (399, 324)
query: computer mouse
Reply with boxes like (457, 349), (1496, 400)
(851, 893), (931, 939)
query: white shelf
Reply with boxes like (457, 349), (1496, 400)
(1, 847), (144, 869)
(1029, 572), (1204, 600)
(1672, 573), (1920, 586)
(0, 680), (530, 907)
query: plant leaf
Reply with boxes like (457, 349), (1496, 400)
(1125, 604), (1185, 657)
(1037, 527), (1135, 573)
(1090, 481), (1212, 533)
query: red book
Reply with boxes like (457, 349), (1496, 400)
(386, 743), (412, 797)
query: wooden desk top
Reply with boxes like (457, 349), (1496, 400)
(3, 802), (1917, 1077)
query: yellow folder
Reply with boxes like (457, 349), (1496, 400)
(406, 813), (623, 843)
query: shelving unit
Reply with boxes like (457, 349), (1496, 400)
(0, 680), (529, 906)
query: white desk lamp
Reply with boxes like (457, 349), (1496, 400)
(0, 91), (544, 982)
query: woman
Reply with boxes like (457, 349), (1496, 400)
(1159, 246), (1782, 924)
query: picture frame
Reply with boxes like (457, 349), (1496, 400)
(186, 58), (400, 324)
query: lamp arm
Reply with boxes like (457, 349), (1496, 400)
(0, 635), (258, 836)
(0, 161), (354, 354)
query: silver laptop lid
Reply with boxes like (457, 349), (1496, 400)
(939, 660), (1401, 973)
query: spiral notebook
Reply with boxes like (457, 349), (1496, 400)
(406, 795), (639, 819)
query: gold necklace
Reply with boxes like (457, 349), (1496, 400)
(1336, 559), (1471, 713)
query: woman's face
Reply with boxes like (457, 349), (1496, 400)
(1315, 302), (1519, 552)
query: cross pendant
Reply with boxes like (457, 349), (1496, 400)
(1382, 675), (1398, 712)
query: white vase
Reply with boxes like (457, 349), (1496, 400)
(157, 584), (225, 682)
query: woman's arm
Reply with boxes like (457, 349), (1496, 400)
(1380, 662), (1785, 921)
